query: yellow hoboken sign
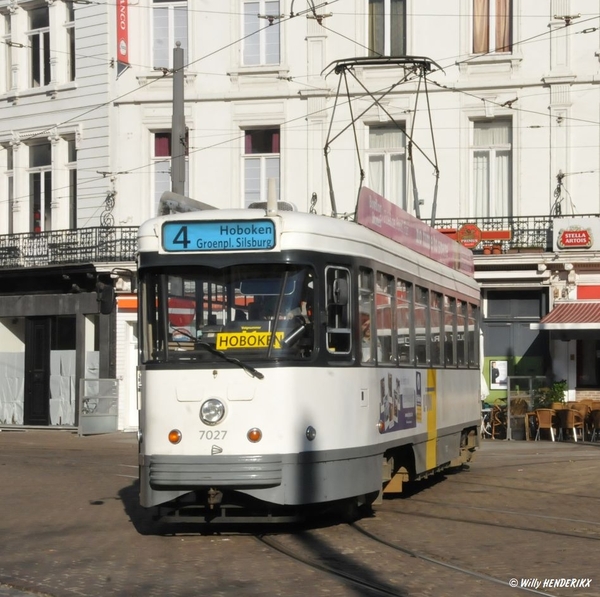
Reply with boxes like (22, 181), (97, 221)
(216, 331), (284, 350)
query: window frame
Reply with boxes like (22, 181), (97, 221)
(242, 127), (280, 207)
(325, 266), (352, 356)
(66, 138), (77, 229)
(28, 142), (52, 233)
(65, 2), (75, 82)
(359, 267), (375, 364)
(27, 5), (51, 88)
(414, 285), (430, 367)
(376, 271), (396, 365)
(1, 11), (11, 93)
(242, 0), (281, 67)
(472, 0), (512, 55)
(368, 0), (407, 57)
(366, 123), (407, 209)
(396, 278), (414, 366)
(444, 295), (458, 367)
(4, 144), (14, 234)
(471, 118), (512, 218)
(152, 130), (189, 216)
(430, 291), (443, 367)
(152, 0), (188, 70)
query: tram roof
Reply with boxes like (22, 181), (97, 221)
(139, 207), (478, 295)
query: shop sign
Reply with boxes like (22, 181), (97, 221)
(554, 218), (599, 250)
(557, 227), (592, 249)
(456, 223), (482, 248)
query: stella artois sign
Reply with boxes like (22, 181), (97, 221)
(557, 225), (593, 249)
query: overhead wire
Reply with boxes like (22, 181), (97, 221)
(2, 4), (600, 215)
(0, 3), (311, 217)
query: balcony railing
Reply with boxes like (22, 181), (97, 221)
(431, 214), (581, 254)
(0, 215), (596, 270)
(0, 227), (138, 270)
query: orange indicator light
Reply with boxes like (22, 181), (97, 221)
(247, 428), (262, 443)
(168, 429), (182, 444)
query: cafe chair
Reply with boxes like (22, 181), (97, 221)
(558, 408), (585, 442)
(534, 409), (557, 441)
(569, 401), (590, 419)
(589, 410), (600, 442)
(569, 402), (592, 437)
(491, 406), (506, 440)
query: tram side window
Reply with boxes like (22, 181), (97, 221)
(444, 295), (457, 366)
(467, 303), (479, 368)
(359, 268), (375, 364)
(415, 286), (429, 366)
(457, 300), (467, 367)
(326, 266), (351, 354)
(376, 272), (395, 365)
(397, 279), (413, 365)
(430, 291), (443, 366)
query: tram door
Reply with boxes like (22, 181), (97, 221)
(24, 317), (51, 425)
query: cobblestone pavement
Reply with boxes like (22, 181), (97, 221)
(0, 430), (598, 597)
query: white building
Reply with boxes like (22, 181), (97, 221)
(1, 0), (600, 431)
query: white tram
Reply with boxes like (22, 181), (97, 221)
(137, 188), (481, 522)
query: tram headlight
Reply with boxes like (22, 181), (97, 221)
(200, 399), (225, 426)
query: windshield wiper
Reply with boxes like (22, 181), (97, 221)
(196, 341), (264, 380)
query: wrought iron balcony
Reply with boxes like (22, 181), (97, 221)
(0, 227), (138, 270)
(0, 214), (595, 270)
(431, 214), (563, 254)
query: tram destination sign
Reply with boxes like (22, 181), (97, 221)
(162, 220), (276, 252)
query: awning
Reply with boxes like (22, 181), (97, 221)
(531, 301), (600, 330)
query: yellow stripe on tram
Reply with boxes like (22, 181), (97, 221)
(425, 369), (438, 470)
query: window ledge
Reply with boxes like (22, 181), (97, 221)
(458, 52), (523, 74)
(228, 65), (290, 82)
(1, 81), (78, 103)
(136, 71), (197, 86)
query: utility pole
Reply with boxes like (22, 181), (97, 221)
(171, 41), (186, 195)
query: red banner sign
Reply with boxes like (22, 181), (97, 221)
(117, 0), (129, 65)
(356, 187), (474, 276)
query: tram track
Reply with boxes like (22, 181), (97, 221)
(376, 502), (600, 542)
(256, 533), (404, 597)
(448, 473), (600, 501)
(402, 498), (600, 529)
(348, 523), (558, 597)
(256, 522), (558, 597)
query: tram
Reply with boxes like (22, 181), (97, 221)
(137, 187), (481, 523)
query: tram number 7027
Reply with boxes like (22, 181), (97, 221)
(199, 430), (228, 440)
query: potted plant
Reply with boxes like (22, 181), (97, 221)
(533, 380), (567, 409)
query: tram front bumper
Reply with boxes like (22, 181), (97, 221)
(143, 454), (283, 488)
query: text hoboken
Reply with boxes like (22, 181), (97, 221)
(220, 224), (272, 235)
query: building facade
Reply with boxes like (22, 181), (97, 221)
(1, 0), (600, 429)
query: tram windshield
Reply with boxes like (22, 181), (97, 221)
(140, 264), (315, 364)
